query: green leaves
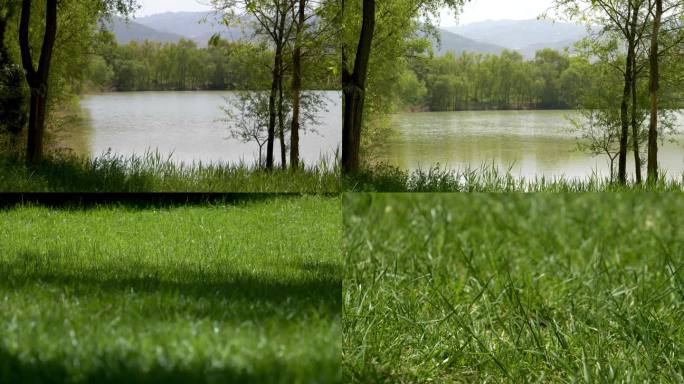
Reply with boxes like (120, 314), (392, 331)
(208, 33), (222, 48)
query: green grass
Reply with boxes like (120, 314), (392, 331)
(344, 193), (684, 382)
(0, 196), (341, 384)
(346, 163), (684, 192)
(0, 151), (339, 193)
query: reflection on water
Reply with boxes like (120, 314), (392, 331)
(375, 110), (684, 180)
(74, 91), (341, 167)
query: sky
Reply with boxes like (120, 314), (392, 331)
(134, 0), (555, 24)
(440, 0), (555, 27)
(135, 0), (213, 17)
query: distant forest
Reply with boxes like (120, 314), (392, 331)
(85, 32), (338, 92)
(398, 48), (682, 112)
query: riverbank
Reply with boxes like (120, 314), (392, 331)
(0, 196), (341, 383)
(344, 193), (684, 382)
(0, 152), (339, 193)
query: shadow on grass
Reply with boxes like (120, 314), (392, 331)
(0, 251), (342, 319)
(0, 345), (340, 384)
(0, 251), (342, 383)
(296, 260), (343, 280)
(0, 192), (301, 210)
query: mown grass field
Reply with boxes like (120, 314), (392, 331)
(344, 193), (684, 382)
(0, 196), (341, 384)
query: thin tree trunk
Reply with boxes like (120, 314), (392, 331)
(290, 0), (305, 170)
(618, 4), (638, 184)
(266, 4), (289, 171)
(647, 0), (663, 183)
(631, 54), (641, 183)
(342, 0), (375, 174)
(19, 0), (57, 164)
(278, 68), (286, 170)
(618, 42), (633, 184)
(267, 41), (282, 170)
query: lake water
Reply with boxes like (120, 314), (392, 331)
(74, 91), (341, 167)
(375, 110), (684, 180)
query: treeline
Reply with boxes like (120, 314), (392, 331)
(86, 34), (272, 91)
(86, 33), (338, 92)
(397, 48), (588, 111)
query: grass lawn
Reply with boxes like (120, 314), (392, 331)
(344, 193), (684, 382)
(0, 196), (341, 384)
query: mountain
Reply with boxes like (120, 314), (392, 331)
(134, 12), (252, 46)
(106, 13), (591, 58)
(105, 12), (253, 47)
(104, 17), (184, 45)
(433, 29), (506, 56)
(446, 19), (592, 58)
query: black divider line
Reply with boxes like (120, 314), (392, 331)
(0, 193), (339, 209)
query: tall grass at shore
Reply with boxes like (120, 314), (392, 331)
(0, 151), (340, 192)
(346, 162), (684, 192)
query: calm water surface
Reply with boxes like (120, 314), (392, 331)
(375, 110), (684, 180)
(75, 91), (341, 167)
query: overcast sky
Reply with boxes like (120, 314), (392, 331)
(441, 0), (555, 26)
(134, 0), (555, 24)
(135, 0), (212, 17)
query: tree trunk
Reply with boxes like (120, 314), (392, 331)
(290, 0), (305, 170)
(630, 53), (641, 183)
(647, 0), (663, 183)
(267, 43), (282, 170)
(26, 89), (47, 162)
(618, 5), (637, 184)
(0, 10), (8, 60)
(278, 67), (286, 170)
(618, 45), (632, 184)
(342, 0), (375, 174)
(19, 0), (57, 164)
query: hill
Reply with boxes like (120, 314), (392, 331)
(105, 12), (253, 47)
(433, 29), (506, 56)
(446, 19), (592, 58)
(104, 17), (183, 45)
(134, 12), (252, 46)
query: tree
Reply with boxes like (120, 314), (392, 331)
(572, 109), (623, 182)
(534, 48), (570, 108)
(0, 1), (28, 142)
(555, 0), (654, 184)
(341, 0), (374, 174)
(341, 0), (467, 174)
(18, 0), (57, 164)
(222, 92), (271, 167)
(289, 0), (305, 169)
(213, 0), (297, 170)
(221, 89), (327, 168)
(646, 0), (662, 182)
(17, 0), (138, 164)
(287, 0), (336, 169)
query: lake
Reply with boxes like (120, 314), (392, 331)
(72, 91), (341, 167)
(374, 110), (684, 180)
